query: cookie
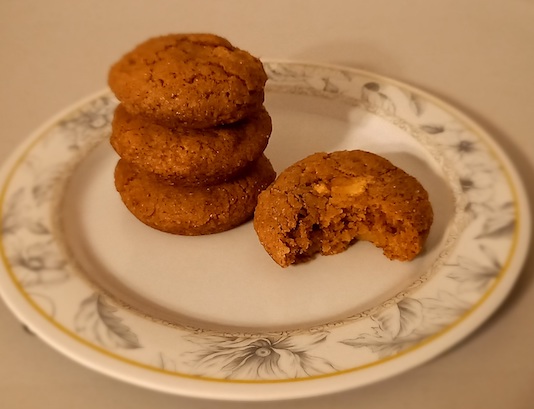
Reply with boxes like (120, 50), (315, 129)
(253, 150), (434, 267)
(110, 104), (272, 186)
(114, 155), (276, 235)
(108, 33), (267, 128)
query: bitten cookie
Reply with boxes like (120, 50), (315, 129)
(108, 33), (267, 128)
(253, 150), (434, 267)
(115, 155), (276, 235)
(110, 104), (272, 186)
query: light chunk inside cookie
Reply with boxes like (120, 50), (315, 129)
(253, 150), (434, 267)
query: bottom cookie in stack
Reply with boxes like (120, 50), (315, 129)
(114, 155), (276, 235)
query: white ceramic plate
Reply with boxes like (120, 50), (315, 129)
(0, 61), (530, 401)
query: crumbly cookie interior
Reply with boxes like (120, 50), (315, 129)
(253, 151), (433, 267)
(281, 175), (430, 265)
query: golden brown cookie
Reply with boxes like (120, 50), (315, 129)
(253, 150), (433, 267)
(110, 104), (272, 186)
(114, 155), (276, 235)
(108, 33), (267, 128)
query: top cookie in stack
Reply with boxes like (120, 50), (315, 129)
(108, 33), (268, 128)
(108, 33), (276, 235)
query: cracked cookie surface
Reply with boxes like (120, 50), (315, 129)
(115, 155), (276, 235)
(110, 104), (272, 186)
(253, 150), (434, 267)
(108, 33), (267, 128)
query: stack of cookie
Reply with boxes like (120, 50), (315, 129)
(107, 34), (276, 235)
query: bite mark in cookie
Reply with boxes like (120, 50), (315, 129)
(253, 150), (434, 267)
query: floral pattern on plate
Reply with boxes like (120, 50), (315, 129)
(0, 62), (527, 392)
